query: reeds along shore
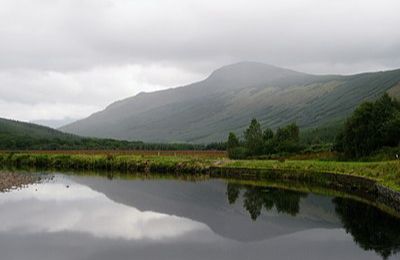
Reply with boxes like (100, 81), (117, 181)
(0, 153), (213, 174)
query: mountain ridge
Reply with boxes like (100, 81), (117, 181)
(60, 62), (400, 143)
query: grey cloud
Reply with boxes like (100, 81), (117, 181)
(1, 0), (399, 73)
(0, 0), (400, 121)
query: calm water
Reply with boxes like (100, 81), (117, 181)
(0, 172), (399, 260)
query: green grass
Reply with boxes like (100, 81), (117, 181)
(0, 153), (214, 174)
(223, 159), (400, 191)
(1, 152), (400, 191)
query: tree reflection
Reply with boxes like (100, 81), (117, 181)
(226, 183), (240, 204)
(333, 197), (400, 259)
(243, 187), (265, 220)
(226, 183), (307, 221)
(225, 182), (400, 258)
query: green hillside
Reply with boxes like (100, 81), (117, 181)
(0, 118), (204, 150)
(60, 62), (400, 143)
(0, 118), (79, 148)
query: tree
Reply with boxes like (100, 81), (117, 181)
(382, 111), (400, 147)
(286, 123), (300, 143)
(336, 93), (400, 158)
(263, 128), (274, 142)
(226, 120), (304, 158)
(263, 128), (275, 154)
(275, 127), (288, 143)
(227, 132), (248, 159)
(244, 118), (264, 155)
(227, 132), (240, 150)
(276, 123), (299, 143)
(274, 123), (301, 153)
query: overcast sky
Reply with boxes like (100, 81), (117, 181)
(1, 0), (400, 124)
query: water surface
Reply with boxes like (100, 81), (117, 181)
(0, 172), (399, 260)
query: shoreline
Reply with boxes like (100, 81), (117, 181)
(209, 167), (400, 214)
(1, 152), (399, 214)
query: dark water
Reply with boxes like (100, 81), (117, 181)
(0, 173), (399, 260)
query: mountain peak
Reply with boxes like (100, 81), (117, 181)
(206, 61), (307, 87)
(60, 65), (400, 143)
(213, 61), (286, 71)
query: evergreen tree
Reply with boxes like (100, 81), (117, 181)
(286, 123), (300, 143)
(244, 118), (264, 155)
(227, 132), (240, 150)
(263, 128), (274, 142)
(274, 123), (301, 152)
(263, 128), (275, 154)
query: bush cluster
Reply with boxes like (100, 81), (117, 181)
(335, 93), (400, 159)
(227, 119), (302, 159)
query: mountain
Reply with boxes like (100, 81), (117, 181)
(0, 117), (203, 150)
(0, 117), (86, 149)
(72, 176), (340, 242)
(60, 62), (400, 143)
(31, 118), (77, 129)
(0, 118), (77, 140)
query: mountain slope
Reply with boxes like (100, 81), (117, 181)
(0, 117), (205, 150)
(0, 118), (77, 140)
(31, 118), (77, 129)
(60, 62), (400, 143)
(0, 117), (80, 149)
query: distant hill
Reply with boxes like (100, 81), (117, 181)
(0, 117), (203, 150)
(60, 62), (400, 143)
(0, 118), (78, 149)
(0, 118), (76, 140)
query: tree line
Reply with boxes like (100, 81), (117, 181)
(227, 93), (400, 160)
(0, 134), (226, 151)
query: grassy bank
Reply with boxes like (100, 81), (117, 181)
(1, 152), (399, 191)
(223, 159), (400, 191)
(0, 152), (214, 174)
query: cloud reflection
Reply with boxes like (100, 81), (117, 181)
(0, 175), (208, 240)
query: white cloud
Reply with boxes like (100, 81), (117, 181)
(0, 101), (99, 122)
(0, 65), (204, 121)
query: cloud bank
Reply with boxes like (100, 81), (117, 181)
(1, 0), (399, 123)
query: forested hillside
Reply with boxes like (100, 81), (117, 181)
(0, 118), (208, 150)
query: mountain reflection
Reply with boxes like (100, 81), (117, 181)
(333, 197), (400, 259)
(226, 183), (308, 220)
(0, 175), (208, 240)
